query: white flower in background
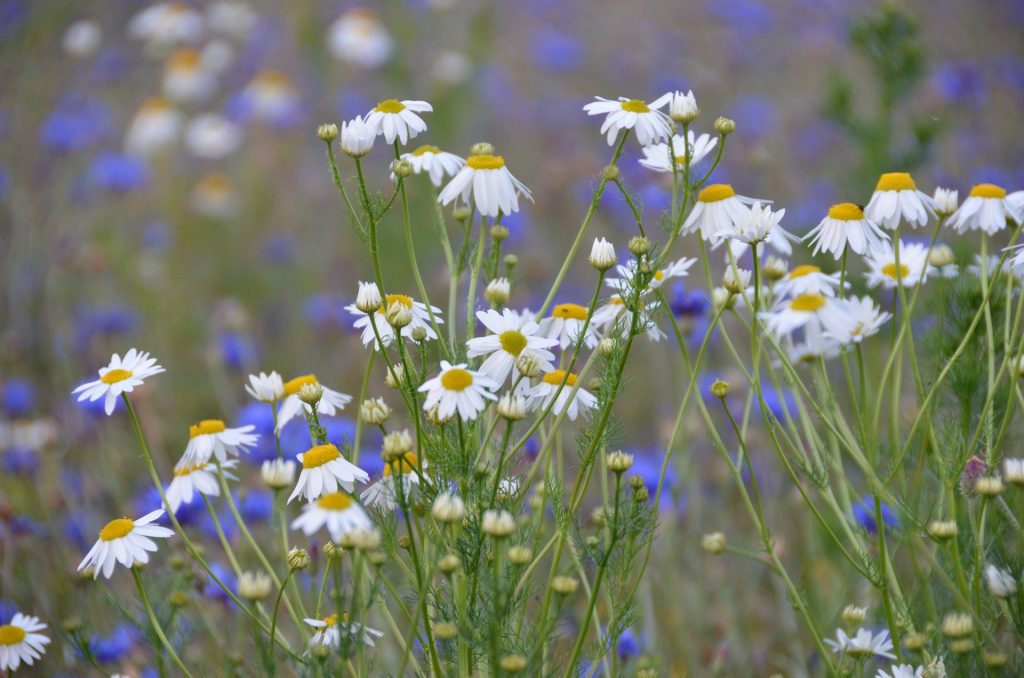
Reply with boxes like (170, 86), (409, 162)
(355, 281), (382, 312)
(364, 99), (432, 144)
(289, 444), (369, 503)
(78, 510), (174, 579)
(200, 39), (234, 74)
(128, 2), (205, 50)
(583, 94), (672, 146)
(984, 564), (1017, 597)
(276, 375), (352, 432)
(1009, 190), (1024, 212)
(125, 97), (182, 156)
(339, 115), (375, 158)
(589, 237), (617, 271)
(538, 303), (597, 350)
(361, 453), (421, 510)
(760, 293), (854, 338)
(948, 183), (1024, 234)
(722, 202), (797, 259)
(206, 1), (257, 40)
(72, 348), (165, 416)
(327, 8), (393, 69)
(966, 254), (1024, 280)
(466, 309), (557, 384)
(0, 612), (50, 671)
(346, 293), (442, 349)
(933, 187), (959, 216)
(591, 296), (665, 342)
(927, 243), (959, 278)
(241, 71), (299, 124)
(638, 131), (718, 173)
(63, 19), (102, 58)
(166, 459), (238, 512)
(246, 371), (285, 403)
(185, 114), (241, 159)
(666, 89), (699, 122)
(438, 152), (533, 218)
(876, 665), (924, 678)
(162, 48), (217, 104)
(291, 492), (373, 541)
(824, 296), (891, 344)
(824, 627), (896, 659)
(803, 203), (889, 259)
(681, 184), (762, 242)
(305, 614), (384, 649)
(773, 265), (842, 299)
(431, 50), (473, 86)
(261, 458), (297, 490)
(1004, 457), (1024, 484)
(398, 145), (465, 186)
(191, 173), (239, 219)
(784, 324), (843, 364)
(180, 419), (258, 465)
(864, 241), (935, 289)
(864, 172), (935, 230)
(419, 361), (498, 420)
(526, 370), (597, 421)
(606, 257), (696, 294)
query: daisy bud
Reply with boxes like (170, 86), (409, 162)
(503, 253), (519, 269)
(392, 159), (413, 178)
(351, 528), (381, 551)
(470, 141), (494, 156)
(438, 553), (462, 574)
(633, 485), (649, 502)
(629, 474), (645, 490)
(385, 301), (413, 329)
(298, 382), (323, 406)
(261, 458), (297, 490)
(975, 476), (1004, 496)
(382, 429), (413, 463)
(481, 509), (516, 538)
(360, 397), (391, 425)
(490, 224), (509, 241)
(928, 244), (955, 268)
(983, 651), (1007, 668)
(950, 638), (973, 654)
(495, 393), (526, 421)
(600, 164), (620, 182)
(668, 89), (699, 123)
(515, 352), (543, 379)
(714, 116), (736, 135)
(426, 403), (455, 425)
(433, 622), (458, 640)
(452, 205), (472, 222)
(368, 552), (388, 568)
(984, 565), (1017, 598)
(763, 256), (788, 282)
(499, 655), (528, 673)
(287, 548), (311, 571)
(317, 123), (339, 142)
(355, 281), (382, 313)
(628, 235), (650, 256)
(551, 575), (579, 596)
(323, 541), (344, 560)
(385, 363), (405, 388)
(339, 115), (374, 158)
(927, 520), (958, 541)
(238, 571), (273, 601)
(506, 545), (532, 565)
(485, 278), (511, 306)
(431, 493), (466, 524)
(169, 591), (189, 608)
(902, 631), (927, 651)
(710, 380), (730, 399)
(711, 286), (734, 311)
(591, 507), (606, 527)
(397, 535), (411, 550)
(597, 337), (617, 356)
(841, 605), (867, 625)
(636, 669), (658, 678)
(589, 237), (617, 271)
(723, 268), (751, 295)
(702, 531), (726, 555)
(940, 612), (973, 638)
(606, 450), (634, 474)
(1004, 458), (1024, 484)
(410, 326), (428, 342)
(933, 187), (959, 216)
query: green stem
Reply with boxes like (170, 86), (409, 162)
(132, 567), (194, 678)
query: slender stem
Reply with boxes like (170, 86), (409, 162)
(132, 567), (194, 678)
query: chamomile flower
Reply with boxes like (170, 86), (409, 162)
(876, 665), (924, 678)
(437, 152), (533, 218)
(0, 612), (50, 671)
(418, 361), (498, 421)
(361, 453), (421, 510)
(760, 293), (853, 338)
(185, 113), (241, 159)
(804, 203), (889, 259)
(327, 8), (393, 69)
(289, 444), (370, 503)
(365, 99), (432, 144)
(681, 184), (761, 242)
(166, 458), (238, 512)
(864, 241), (934, 289)
(305, 614), (384, 650)
(78, 510), (174, 579)
(191, 173), (239, 219)
(607, 257), (696, 294)
(125, 97), (182, 157)
(591, 296), (665, 342)
(773, 265), (842, 299)
(785, 325), (843, 364)
(399, 145), (465, 186)
(824, 296), (891, 344)
(239, 71), (299, 126)
(948, 183), (1024, 234)
(72, 348), (165, 416)
(128, 3), (205, 50)
(466, 309), (557, 384)
(722, 202), (797, 258)
(583, 94), (672, 146)
(539, 303), (597, 349)
(245, 371), (285, 403)
(180, 419), (258, 466)
(638, 131), (718, 173)
(825, 627), (896, 659)
(276, 375), (353, 432)
(346, 294), (442, 349)
(163, 49), (216, 104)
(291, 492), (373, 542)
(527, 370), (597, 420)
(865, 172), (935, 230)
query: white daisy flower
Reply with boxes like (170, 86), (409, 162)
(721, 202), (797, 259)
(760, 293), (854, 338)
(127, 2), (205, 49)
(185, 113), (241, 159)
(289, 444), (370, 503)
(63, 19), (102, 59)
(241, 71), (299, 125)
(364, 99), (432, 145)
(0, 612), (50, 671)
(166, 458), (238, 512)
(361, 453), (421, 510)
(966, 254), (1024, 280)
(526, 370), (597, 421)
(290, 491), (373, 542)
(538, 303), (597, 350)
(398, 145), (465, 187)
(948, 183), (1024, 235)
(163, 49), (217, 104)
(180, 419), (258, 466)
(803, 203), (889, 259)
(124, 97), (182, 157)
(984, 564), (1017, 598)
(206, 2), (257, 40)
(681, 184), (762, 242)
(72, 348), (165, 416)
(191, 173), (239, 219)
(876, 665), (924, 678)
(591, 295), (665, 342)
(466, 309), (557, 385)
(666, 89), (699, 122)
(245, 371), (285, 403)
(933, 187), (959, 216)
(418, 361), (498, 421)
(339, 115), (375, 158)
(823, 296), (891, 344)
(784, 325), (843, 365)
(864, 172), (935, 230)
(437, 152), (533, 218)
(583, 94), (672, 146)
(638, 131), (718, 173)
(305, 613), (384, 649)
(1009, 189), (1024, 212)
(276, 374), (353, 432)
(346, 293), (442, 349)
(864, 241), (934, 289)
(78, 510), (175, 579)
(773, 265), (842, 299)
(606, 257), (696, 294)
(824, 627), (896, 659)
(327, 8), (393, 69)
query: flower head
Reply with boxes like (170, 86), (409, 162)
(289, 444), (370, 503)
(638, 131), (717, 173)
(245, 371), (285, 402)
(418, 361), (498, 421)
(825, 627), (896, 659)
(78, 510), (174, 579)
(339, 115), (375, 157)
(398, 145), (465, 186)
(466, 309), (557, 385)
(437, 151), (533, 218)
(291, 492), (373, 542)
(365, 99), (432, 145)
(0, 612), (50, 671)
(72, 349), (165, 415)
(865, 172), (935, 230)
(583, 94), (672, 146)
(803, 202), (889, 259)
(948, 183), (1023, 235)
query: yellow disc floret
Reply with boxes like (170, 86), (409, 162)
(303, 444), (341, 469)
(99, 517), (135, 541)
(970, 183), (1007, 199)
(0, 625), (26, 645)
(542, 370), (578, 387)
(284, 374), (319, 396)
(552, 303), (588, 320)
(788, 265), (821, 279)
(882, 263), (910, 280)
(466, 154), (506, 170)
(189, 419), (226, 438)
(101, 368), (133, 385)
(412, 145), (441, 157)
(789, 294), (827, 312)
(876, 172), (916, 191)
(620, 99), (650, 113)
(317, 492), (355, 510)
(384, 453), (418, 476)
(374, 99), (406, 113)
(828, 203), (865, 221)
(499, 330), (528, 356)
(698, 184), (736, 203)
(441, 368), (474, 391)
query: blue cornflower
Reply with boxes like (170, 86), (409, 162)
(1, 378), (35, 417)
(853, 497), (900, 534)
(3, 446), (39, 476)
(90, 151), (148, 192)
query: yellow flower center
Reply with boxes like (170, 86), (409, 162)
(255, 70), (289, 88)
(674, 155), (687, 165)
(174, 462), (208, 477)
(466, 154), (506, 170)
(552, 303), (588, 320)
(386, 294), (413, 308)
(317, 492), (355, 510)
(499, 330), (528, 356)
(828, 203), (864, 220)
(789, 294), (827, 312)
(620, 99), (650, 113)
(0, 625), (26, 645)
(542, 370), (578, 387)
(970, 183), (1007, 199)
(698, 184), (736, 203)
(882, 263), (910, 280)
(322, 612), (349, 627)
(284, 374), (318, 396)
(654, 270), (665, 281)
(441, 368), (474, 391)
(375, 99), (406, 113)
(384, 452), (418, 476)
(875, 172), (916, 191)
(101, 368), (133, 385)
(303, 444), (341, 469)
(610, 296), (625, 306)
(169, 48), (201, 70)
(99, 517), (135, 541)
(189, 419), (226, 438)
(788, 265), (821, 279)
(412, 145), (440, 156)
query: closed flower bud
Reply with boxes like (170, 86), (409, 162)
(702, 531), (726, 555)
(984, 565), (1017, 598)
(506, 545), (532, 565)
(261, 458), (296, 490)
(589, 237), (617, 271)
(628, 236), (650, 256)
(496, 393), (526, 421)
(841, 605), (867, 625)
(360, 397), (391, 425)
(339, 116), (374, 157)
(982, 651), (1007, 667)
(711, 286), (734, 311)
(297, 382), (323, 406)
(714, 116), (736, 135)
(397, 535), (411, 550)
(928, 244), (955, 268)
(470, 141), (495, 156)
(410, 326), (428, 342)
(606, 450), (634, 473)
(941, 612), (973, 638)
(723, 267), (751, 295)
(763, 256), (788, 282)
(590, 507), (606, 527)
(927, 520), (959, 540)
(392, 159), (413, 178)
(515, 352), (544, 379)
(287, 548), (310, 571)
(385, 300), (413, 328)
(600, 164), (620, 181)
(434, 621), (458, 640)
(351, 528), (381, 551)
(368, 550), (387, 566)
(503, 253), (519, 269)
(323, 541), (344, 560)
(490, 224), (509, 241)
(668, 89), (699, 123)
(382, 429), (413, 462)
(551, 575), (579, 596)
(431, 493), (466, 524)
(950, 638), (973, 654)
(169, 591), (190, 608)
(238, 570), (272, 601)
(62, 617), (83, 633)
(1003, 457), (1024, 484)
(629, 474), (645, 490)
(633, 485), (649, 502)
(975, 476), (1004, 496)
(355, 281), (382, 313)
(710, 380), (730, 399)
(317, 123), (339, 142)
(933, 187), (959, 216)
(485, 278), (511, 306)
(438, 553), (462, 574)
(481, 509), (516, 538)
(902, 631), (927, 651)
(499, 655), (527, 673)
(598, 337), (616, 356)
(385, 363), (405, 388)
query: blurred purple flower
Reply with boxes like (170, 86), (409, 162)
(89, 151), (148, 192)
(1, 378), (35, 418)
(40, 96), (111, 152)
(932, 61), (987, 106)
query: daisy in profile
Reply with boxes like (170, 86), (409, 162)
(327, 8), (393, 69)
(784, 325), (843, 364)
(824, 627), (896, 660)
(276, 375), (352, 432)
(0, 612), (50, 671)
(346, 294), (442, 349)
(245, 371), (285, 403)
(125, 97), (182, 157)
(803, 203), (889, 259)
(681, 184), (762, 242)
(466, 309), (557, 384)
(291, 492), (373, 542)
(180, 419), (258, 466)
(364, 99), (432, 144)
(437, 150), (532, 218)
(773, 265), (842, 299)
(289, 444), (370, 503)
(638, 131), (718, 172)
(539, 303), (597, 349)
(864, 241), (934, 289)
(607, 257), (696, 295)
(72, 348), (165, 416)
(583, 94), (672, 146)
(948, 183), (1024, 234)
(305, 613), (384, 650)
(760, 293), (853, 338)
(166, 458), (238, 512)
(591, 296), (665, 342)
(78, 510), (175, 579)
(526, 370), (597, 421)
(824, 296), (891, 345)
(419, 362), (498, 421)
(864, 172), (935, 230)
(361, 453), (421, 510)
(398, 145), (465, 186)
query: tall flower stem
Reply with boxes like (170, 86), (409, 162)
(132, 566), (194, 678)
